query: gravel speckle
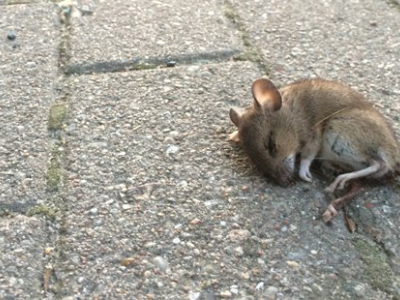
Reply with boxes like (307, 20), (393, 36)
(166, 145), (179, 155)
(7, 30), (16, 40)
(228, 229), (251, 242)
(220, 290), (232, 298)
(152, 256), (169, 272)
(265, 286), (278, 299)
(354, 283), (367, 297)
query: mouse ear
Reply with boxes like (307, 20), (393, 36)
(251, 78), (282, 112)
(229, 107), (243, 127)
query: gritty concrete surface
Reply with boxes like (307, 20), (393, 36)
(0, 3), (59, 299)
(0, 0), (400, 299)
(0, 3), (58, 211)
(69, 0), (242, 72)
(0, 216), (49, 299)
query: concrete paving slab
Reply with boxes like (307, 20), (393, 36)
(0, 3), (59, 299)
(56, 61), (260, 298)
(54, 61), (397, 299)
(228, 0), (400, 295)
(68, 0), (242, 72)
(0, 0), (55, 5)
(0, 216), (48, 299)
(228, 0), (400, 90)
(0, 4), (58, 212)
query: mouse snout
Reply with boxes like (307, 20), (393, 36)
(275, 154), (296, 186)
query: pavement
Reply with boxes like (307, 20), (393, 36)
(0, 0), (400, 299)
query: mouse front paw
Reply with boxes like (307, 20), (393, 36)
(299, 170), (313, 182)
(299, 165), (313, 182)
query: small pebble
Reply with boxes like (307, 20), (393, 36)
(190, 218), (201, 225)
(166, 61), (176, 67)
(312, 283), (323, 294)
(120, 257), (135, 267)
(7, 30), (16, 40)
(152, 256), (168, 272)
(220, 291), (231, 298)
(122, 204), (134, 210)
(286, 260), (300, 269)
(166, 145), (179, 155)
(354, 283), (366, 297)
(44, 247), (54, 255)
(189, 291), (201, 300)
(234, 246), (244, 256)
(228, 229), (251, 242)
(119, 265), (127, 271)
(255, 282), (264, 291)
(144, 242), (156, 248)
(93, 218), (104, 226)
(187, 65), (200, 72)
(26, 61), (36, 68)
(265, 286), (278, 299)
(143, 270), (152, 277)
(230, 285), (239, 295)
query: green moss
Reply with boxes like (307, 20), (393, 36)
(352, 235), (394, 293)
(27, 204), (58, 220)
(241, 32), (252, 48)
(131, 62), (157, 71)
(224, 2), (240, 24)
(223, 1), (270, 76)
(46, 155), (62, 192)
(48, 103), (68, 131)
(234, 48), (260, 62)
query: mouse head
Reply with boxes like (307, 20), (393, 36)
(230, 78), (300, 185)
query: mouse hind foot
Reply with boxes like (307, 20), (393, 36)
(325, 160), (382, 193)
(323, 181), (363, 223)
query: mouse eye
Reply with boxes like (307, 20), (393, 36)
(265, 134), (277, 156)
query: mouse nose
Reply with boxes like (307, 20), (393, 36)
(274, 155), (295, 184)
(275, 168), (294, 186)
(283, 154), (296, 172)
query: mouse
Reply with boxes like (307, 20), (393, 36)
(229, 78), (400, 222)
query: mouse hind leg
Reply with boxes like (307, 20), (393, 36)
(323, 181), (363, 223)
(320, 120), (388, 193)
(325, 160), (382, 193)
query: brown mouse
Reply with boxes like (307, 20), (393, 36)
(230, 78), (400, 221)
